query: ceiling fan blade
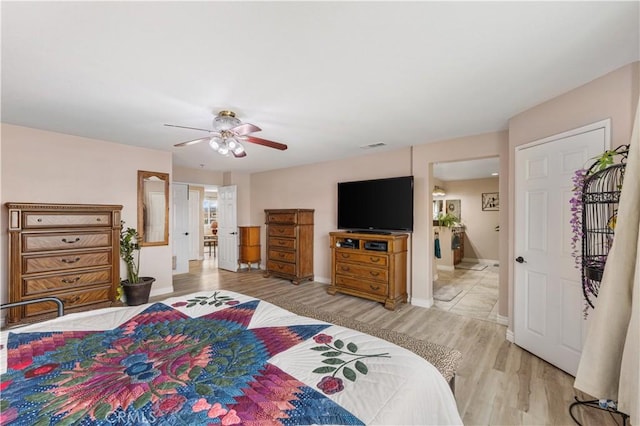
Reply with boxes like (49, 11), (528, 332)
(173, 137), (210, 147)
(232, 150), (247, 158)
(231, 122), (261, 135)
(164, 124), (213, 133)
(244, 136), (288, 151)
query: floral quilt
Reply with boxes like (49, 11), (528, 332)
(0, 291), (461, 425)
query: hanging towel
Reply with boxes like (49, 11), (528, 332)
(451, 233), (461, 250)
(434, 236), (441, 259)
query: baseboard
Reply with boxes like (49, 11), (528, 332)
(411, 296), (433, 308)
(150, 286), (173, 298)
(506, 328), (515, 342)
(462, 257), (499, 265)
(436, 265), (455, 272)
(497, 314), (509, 326)
(314, 276), (330, 285)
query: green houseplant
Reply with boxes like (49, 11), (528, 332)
(119, 221), (155, 305)
(437, 212), (460, 228)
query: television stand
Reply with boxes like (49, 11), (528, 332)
(328, 231), (408, 310)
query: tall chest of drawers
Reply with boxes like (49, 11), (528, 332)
(328, 231), (408, 310)
(5, 203), (123, 325)
(264, 209), (314, 285)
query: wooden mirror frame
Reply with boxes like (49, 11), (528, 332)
(137, 170), (170, 246)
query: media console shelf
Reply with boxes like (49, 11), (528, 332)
(328, 231), (408, 310)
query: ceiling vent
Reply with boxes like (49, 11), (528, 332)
(360, 142), (386, 149)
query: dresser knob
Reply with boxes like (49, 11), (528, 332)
(369, 285), (380, 291)
(61, 277), (81, 284)
(61, 257), (81, 264)
(370, 271), (380, 277)
(37, 218), (43, 222)
(369, 257), (380, 263)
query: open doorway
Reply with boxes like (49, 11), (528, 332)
(203, 186), (218, 266)
(431, 157), (500, 323)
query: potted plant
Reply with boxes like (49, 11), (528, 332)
(119, 221), (155, 306)
(437, 212), (460, 228)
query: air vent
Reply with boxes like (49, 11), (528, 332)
(360, 142), (386, 149)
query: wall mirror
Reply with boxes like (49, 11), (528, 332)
(445, 199), (461, 221)
(137, 170), (169, 246)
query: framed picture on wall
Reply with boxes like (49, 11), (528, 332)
(482, 192), (499, 211)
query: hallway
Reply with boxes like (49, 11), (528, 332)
(433, 264), (499, 323)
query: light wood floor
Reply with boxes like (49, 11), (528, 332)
(160, 258), (620, 426)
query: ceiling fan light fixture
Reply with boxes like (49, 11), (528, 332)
(213, 110), (241, 131)
(218, 144), (230, 156)
(227, 138), (245, 155)
(209, 136), (221, 151)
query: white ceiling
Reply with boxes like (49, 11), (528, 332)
(2, 2), (639, 174)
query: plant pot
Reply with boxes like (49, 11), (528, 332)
(121, 277), (155, 306)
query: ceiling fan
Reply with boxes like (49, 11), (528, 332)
(165, 110), (288, 158)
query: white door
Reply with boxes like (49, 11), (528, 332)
(188, 189), (201, 260)
(172, 183), (190, 274)
(514, 120), (609, 375)
(217, 185), (238, 271)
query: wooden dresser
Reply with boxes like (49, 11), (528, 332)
(328, 231), (408, 310)
(264, 209), (314, 284)
(5, 203), (123, 325)
(238, 226), (261, 270)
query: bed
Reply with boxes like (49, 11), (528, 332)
(0, 290), (462, 425)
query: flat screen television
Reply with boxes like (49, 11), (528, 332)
(337, 176), (414, 233)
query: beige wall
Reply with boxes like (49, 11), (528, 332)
(0, 124), (175, 305)
(251, 148), (412, 284)
(444, 177), (500, 262)
(507, 61), (640, 329)
(173, 166), (224, 186)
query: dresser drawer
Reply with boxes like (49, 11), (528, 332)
(268, 236), (296, 250)
(23, 250), (112, 274)
(335, 250), (388, 267)
(268, 249), (295, 263)
(335, 261), (388, 283)
(24, 212), (112, 228)
(335, 275), (388, 296)
(267, 260), (296, 275)
(24, 268), (112, 295)
(268, 225), (296, 238)
(23, 231), (112, 252)
(266, 212), (297, 224)
(24, 287), (112, 317)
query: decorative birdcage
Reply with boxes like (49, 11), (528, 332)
(580, 145), (628, 308)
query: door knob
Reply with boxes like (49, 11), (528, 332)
(184, 232), (189, 236)
(230, 231), (238, 235)
(515, 256), (526, 264)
